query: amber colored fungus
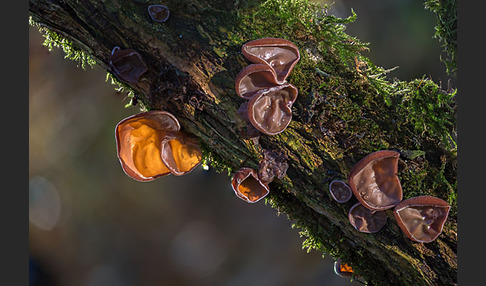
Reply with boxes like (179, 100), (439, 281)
(329, 180), (352, 203)
(348, 150), (403, 211)
(109, 46), (148, 84)
(235, 64), (279, 99)
(231, 168), (270, 203)
(115, 111), (201, 181)
(147, 4), (170, 22)
(241, 38), (300, 84)
(161, 133), (202, 176)
(348, 203), (387, 233)
(247, 84), (298, 135)
(394, 196), (450, 243)
(334, 259), (354, 278)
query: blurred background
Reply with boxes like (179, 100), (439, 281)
(29, 1), (451, 285)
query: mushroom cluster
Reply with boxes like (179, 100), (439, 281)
(235, 38), (300, 135)
(109, 46), (148, 85)
(115, 110), (202, 182)
(330, 150), (450, 243)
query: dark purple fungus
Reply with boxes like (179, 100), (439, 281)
(241, 38), (300, 84)
(257, 149), (289, 184)
(247, 83), (298, 135)
(348, 150), (403, 211)
(348, 203), (387, 233)
(109, 46), (148, 84)
(329, 180), (352, 203)
(394, 196), (450, 243)
(231, 168), (270, 203)
(148, 4), (170, 22)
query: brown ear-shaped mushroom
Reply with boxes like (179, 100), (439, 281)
(348, 203), (387, 233)
(334, 259), (354, 278)
(231, 168), (270, 203)
(148, 4), (170, 22)
(109, 46), (148, 84)
(348, 150), (403, 211)
(394, 196), (450, 243)
(160, 132), (202, 176)
(329, 180), (352, 203)
(247, 83), (298, 135)
(235, 64), (279, 99)
(242, 38), (300, 84)
(115, 111), (180, 181)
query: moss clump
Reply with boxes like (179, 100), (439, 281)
(424, 0), (457, 75)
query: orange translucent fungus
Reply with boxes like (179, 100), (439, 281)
(115, 110), (201, 181)
(161, 134), (203, 176)
(340, 262), (354, 274)
(334, 258), (354, 278)
(231, 168), (270, 203)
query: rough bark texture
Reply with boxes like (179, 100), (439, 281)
(29, 0), (457, 285)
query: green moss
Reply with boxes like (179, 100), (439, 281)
(30, 17), (97, 70)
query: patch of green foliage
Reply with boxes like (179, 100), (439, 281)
(29, 16), (97, 70)
(424, 0), (457, 75)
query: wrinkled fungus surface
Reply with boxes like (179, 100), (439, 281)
(242, 38), (300, 84)
(231, 168), (270, 203)
(247, 84), (298, 135)
(148, 4), (170, 22)
(257, 149), (289, 184)
(394, 196), (450, 243)
(109, 46), (148, 84)
(329, 180), (352, 203)
(235, 64), (279, 99)
(348, 203), (387, 233)
(115, 111), (201, 181)
(348, 150), (403, 211)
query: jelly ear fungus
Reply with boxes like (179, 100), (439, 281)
(347, 150), (403, 211)
(235, 64), (279, 100)
(329, 180), (352, 203)
(231, 168), (270, 203)
(393, 196), (450, 243)
(148, 4), (170, 22)
(109, 46), (148, 85)
(246, 84), (298, 135)
(241, 38), (300, 84)
(115, 110), (201, 182)
(348, 203), (387, 233)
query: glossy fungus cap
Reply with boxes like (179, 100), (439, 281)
(348, 203), (387, 233)
(242, 38), (300, 84)
(235, 64), (279, 100)
(231, 168), (270, 203)
(329, 180), (352, 203)
(334, 259), (354, 278)
(247, 83), (298, 135)
(148, 4), (170, 22)
(160, 132), (203, 176)
(394, 196), (450, 243)
(348, 150), (403, 211)
(109, 46), (148, 84)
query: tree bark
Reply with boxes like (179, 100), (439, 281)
(29, 0), (457, 285)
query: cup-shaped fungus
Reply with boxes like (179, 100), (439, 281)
(329, 180), (352, 203)
(334, 259), (354, 278)
(348, 150), (403, 211)
(241, 38), (300, 84)
(235, 64), (280, 100)
(393, 196), (450, 243)
(115, 111), (202, 181)
(109, 46), (148, 84)
(148, 4), (170, 22)
(231, 168), (270, 203)
(348, 203), (387, 233)
(247, 83), (298, 135)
